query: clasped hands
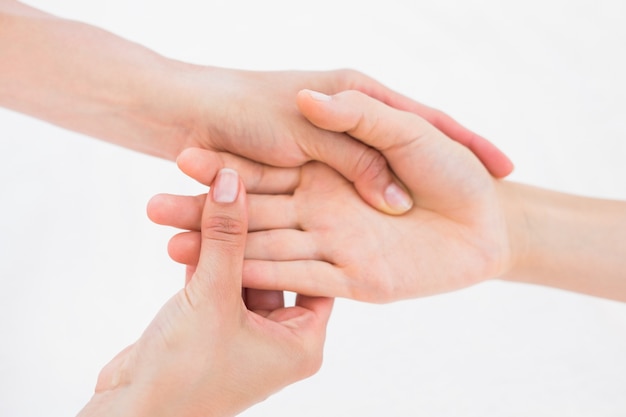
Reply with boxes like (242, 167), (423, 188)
(86, 90), (516, 417)
(152, 89), (514, 303)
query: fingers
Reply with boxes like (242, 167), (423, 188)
(243, 289), (285, 314)
(346, 71), (514, 178)
(295, 122), (413, 216)
(244, 259), (397, 303)
(425, 110), (514, 178)
(246, 230), (321, 260)
(148, 193), (298, 232)
(248, 194), (298, 231)
(243, 260), (355, 300)
(293, 294), (334, 327)
(168, 231), (200, 265)
(147, 193), (205, 230)
(168, 229), (320, 265)
(185, 168), (248, 307)
(297, 89), (491, 210)
(298, 89), (432, 152)
(177, 147), (301, 193)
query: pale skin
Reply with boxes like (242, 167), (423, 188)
(78, 168), (334, 417)
(0, 0), (514, 215)
(150, 90), (626, 303)
(2, 0), (517, 414)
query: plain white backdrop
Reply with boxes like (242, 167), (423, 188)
(1, 1), (626, 416)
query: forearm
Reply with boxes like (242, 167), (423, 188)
(0, 0), (196, 159)
(501, 182), (626, 301)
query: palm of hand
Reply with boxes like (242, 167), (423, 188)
(94, 284), (329, 416)
(246, 160), (508, 303)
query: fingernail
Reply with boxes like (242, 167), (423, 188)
(213, 168), (239, 203)
(384, 183), (413, 212)
(306, 89), (332, 102)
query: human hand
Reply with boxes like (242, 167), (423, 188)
(149, 88), (514, 302)
(0, 1), (511, 216)
(79, 169), (333, 417)
(175, 67), (513, 215)
(248, 89), (512, 302)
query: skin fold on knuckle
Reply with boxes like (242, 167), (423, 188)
(353, 147), (388, 184)
(202, 214), (246, 247)
(333, 68), (367, 90)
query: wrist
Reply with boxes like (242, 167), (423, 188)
(131, 62), (249, 161)
(118, 56), (205, 160)
(496, 183), (626, 300)
(494, 181), (533, 281)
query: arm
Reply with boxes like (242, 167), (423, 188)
(0, 0), (187, 159)
(0, 0), (513, 215)
(78, 168), (333, 417)
(292, 89), (626, 302)
(149, 90), (626, 303)
(500, 182), (626, 301)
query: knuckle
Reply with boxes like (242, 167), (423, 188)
(349, 108), (383, 144)
(202, 215), (246, 242)
(353, 147), (388, 183)
(332, 68), (363, 86)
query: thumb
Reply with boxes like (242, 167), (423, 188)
(350, 77), (514, 178)
(297, 89), (491, 212)
(186, 168), (248, 307)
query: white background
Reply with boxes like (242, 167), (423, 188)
(1, 1), (626, 416)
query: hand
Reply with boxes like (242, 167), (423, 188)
(79, 169), (333, 417)
(1, 1), (513, 302)
(148, 89), (513, 302)
(0, 1), (512, 214)
(177, 67), (514, 215)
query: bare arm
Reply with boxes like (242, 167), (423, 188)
(0, 0), (189, 159)
(502, 182), (626, 301)
(149, 91), (626, 303)
(0, 0), (514, 215)
(294, 90), (626, 302)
